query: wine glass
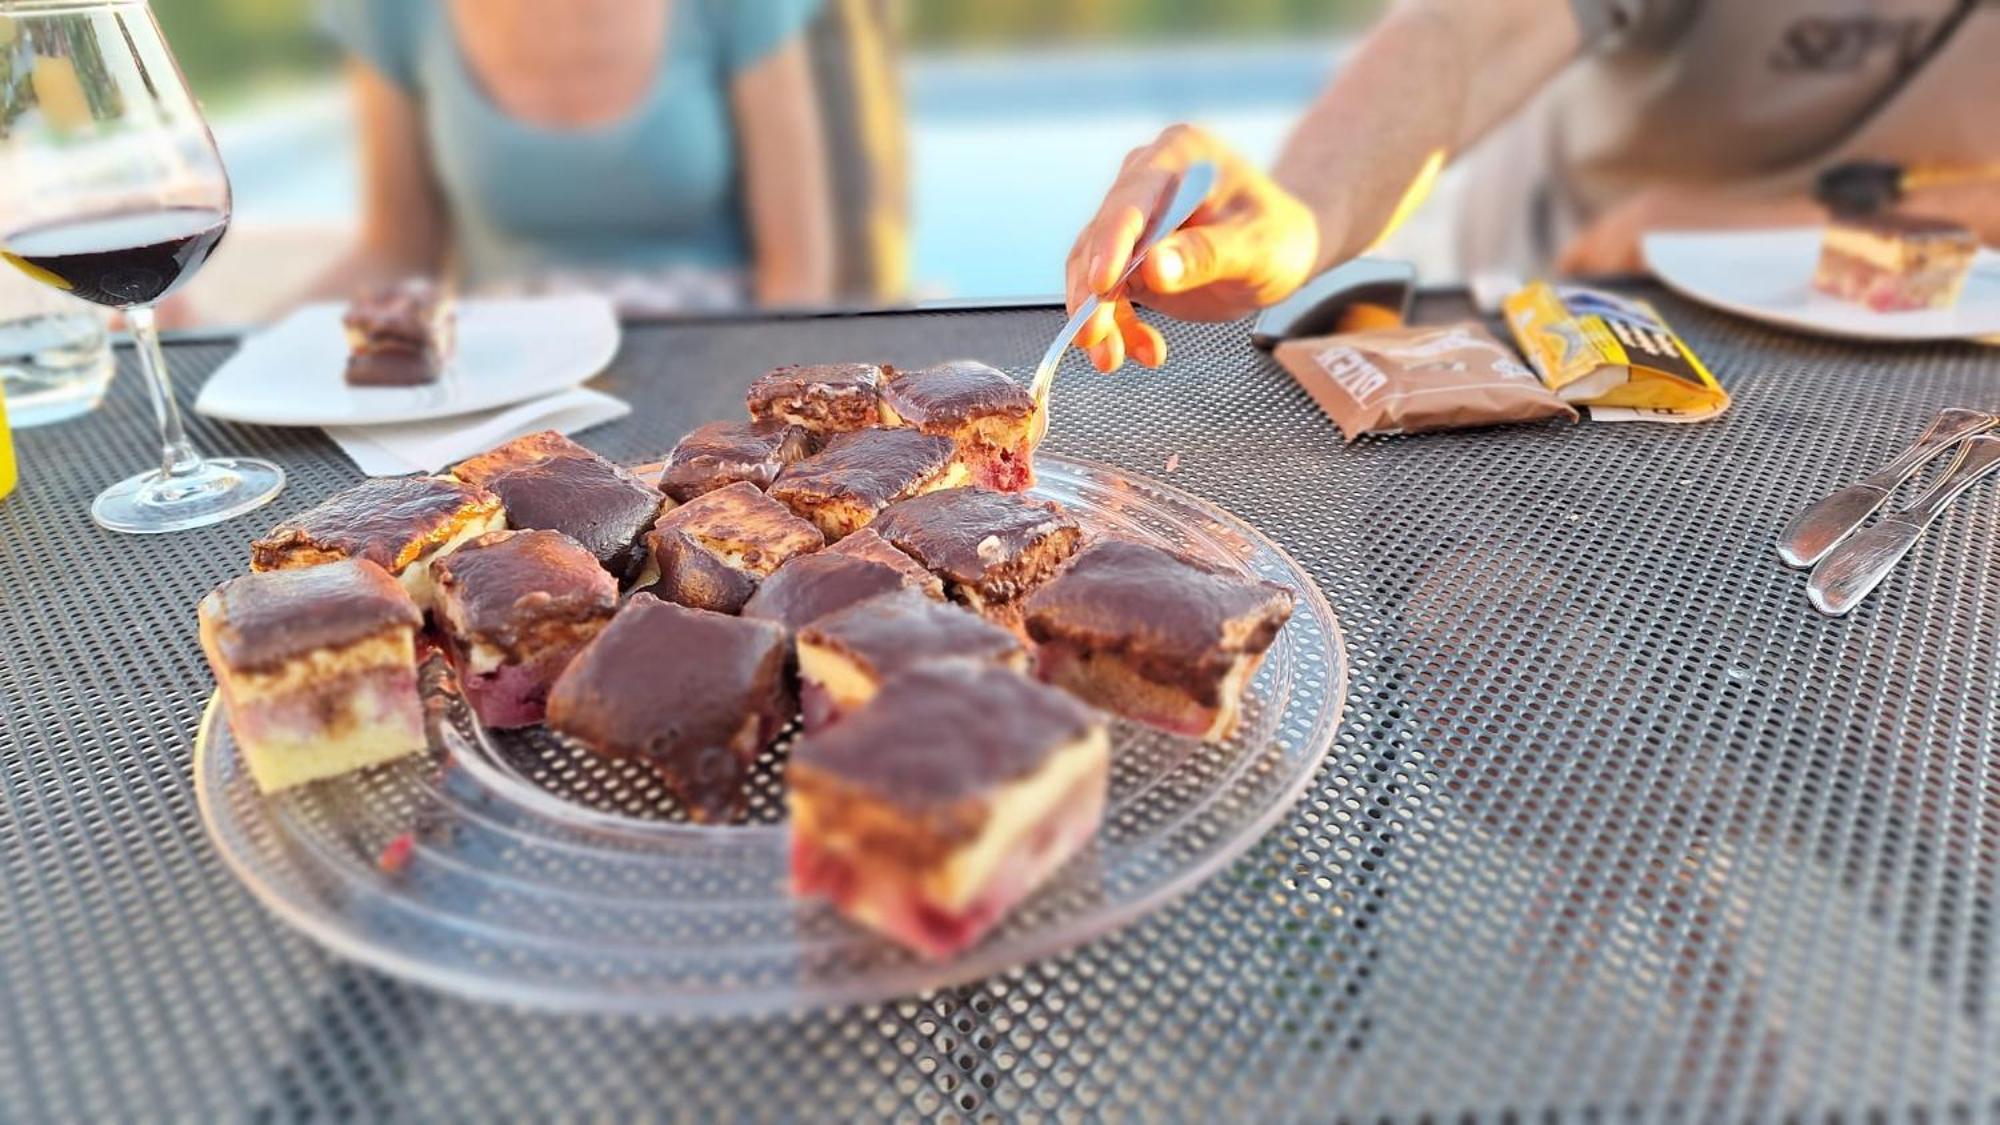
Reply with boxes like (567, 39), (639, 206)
(0, 0), (282, 532)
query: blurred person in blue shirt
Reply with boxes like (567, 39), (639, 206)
(313, 0), (834, 310)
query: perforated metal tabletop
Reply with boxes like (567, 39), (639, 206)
(3, 290), (1999, 1121)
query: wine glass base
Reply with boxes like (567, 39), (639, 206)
(90, 457), (285, 534)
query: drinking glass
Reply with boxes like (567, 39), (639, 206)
(0, 263), (113, 427)
(0, 0), (282, 532)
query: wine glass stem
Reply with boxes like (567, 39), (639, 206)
(126, 305), (202, 479)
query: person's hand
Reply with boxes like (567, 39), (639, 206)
(1555, 189), (1671, 277)
(1557, 185), (1827, 277)
(1066, 124), (1321, 372)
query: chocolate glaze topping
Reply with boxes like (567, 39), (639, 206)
(882, 360), (1033, 428)
(792, 662), (1100, 806)
(824, 527), (946, 599)
(1024, 538), (1295, 666)
(871, 487), (1079, 590)
(771, 428), (956, 508)
(450, 429), (599, 488)
(431, 529), (617, 650)
(659, 419), (813, 502)
(746, 363), (885, 414)
(801, 590), (1025, 680)
(741, 553), (909, 633)
(485, 455), (664, 578)
(546, 596), (793, 820)
(643, 529), (762, 613)
(343, 280), (444, 347)
(345, 349), (438, 387)
(203, 558), (420, 672)
(1835, 212), (1977, 240)
(650, 480), (824, 565)
(251, 476), (497, 572)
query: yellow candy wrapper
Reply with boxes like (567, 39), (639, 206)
(1503, 282), (1730, 423)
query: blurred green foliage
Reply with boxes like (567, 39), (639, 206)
(907, 0), (1373, 43)
(151, 0), (336, 106)
(149, 0), (1375, 105)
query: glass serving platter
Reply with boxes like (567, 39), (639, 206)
(194, 455), (1348, 1015)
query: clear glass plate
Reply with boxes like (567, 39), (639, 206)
(193, 455), (1348, 1015)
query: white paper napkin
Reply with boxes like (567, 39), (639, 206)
(324, 387), (632, 477)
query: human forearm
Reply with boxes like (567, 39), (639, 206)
(300, 244), (441, 304)
(753, 237), (834, 307)
(1558, 180), (2000, 277)
(1276, 0), (1583, 266)
(1061, 0), (1583, 372)
(1902, 182), (2000, 246)
(297, 64), (446, 304)
(734, 43), (835, 306)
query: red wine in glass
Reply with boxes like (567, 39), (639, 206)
(3, 206), (229, 309)
(0, 2), (283, 534)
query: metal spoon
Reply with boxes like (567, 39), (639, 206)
(1028, 160), (1219, 443)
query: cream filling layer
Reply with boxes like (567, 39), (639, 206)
(932, 729), (1108, 911)
(796, 730), (1108, 913)
(404, 510), (507, 609)
(238, 710), (425, 793)
(797, 641), (879, 710)
(1199, 651), (1261, 741)
(1822, 225), (1976, 272)
(923, 462), (973, 496)
(223, 632), (414, 701)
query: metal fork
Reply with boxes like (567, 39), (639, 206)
(1027, 160), (1218, 445)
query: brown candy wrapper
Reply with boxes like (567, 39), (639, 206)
(1275, 322), (1577, 441)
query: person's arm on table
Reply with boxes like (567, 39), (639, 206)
(304, 62), (449, 301)
(1560, 180), (2000, 275)
(733, 39), (836, 307)
(1066, 0), (1583, 371)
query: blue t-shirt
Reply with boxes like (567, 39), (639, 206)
(326, 0), (820, 285)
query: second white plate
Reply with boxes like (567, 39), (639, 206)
(1643, 227), (2000, 342)
(195, 295), (621, 426)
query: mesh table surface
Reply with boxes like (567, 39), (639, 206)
(3, 290), (1999, 1121)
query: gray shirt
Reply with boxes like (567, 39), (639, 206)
(1456, 0), (1996, 275)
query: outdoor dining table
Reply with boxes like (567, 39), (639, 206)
(3, 286), (1998, 1120)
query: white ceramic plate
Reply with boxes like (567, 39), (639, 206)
(194, 295), (620, 426)
(1643, 227), (2000, 342)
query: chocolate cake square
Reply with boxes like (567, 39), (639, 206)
(198, 559), (426, 793)
(746, 362), (890, 435)
(546, 595), (794, 822)
(634, 481), (825, 613)
(768, 427), (966, 541)
(796, 591), (1028, 728)
(789, 661), (1109, 958)
(823, 526), (946, 600)
(881, 360), (1042, 491)
(250, 476), (504, 611)
(430, 529), (619, 728)
(658, 419), (814, 503)
(869, 486), (1081, 629)
(450, 432), (666, 581)
(740, 552), (911, 635)
(1813, 212), (1978, 312)
(343, 279), (453, 387)
(1023, 538), (1295, 742)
